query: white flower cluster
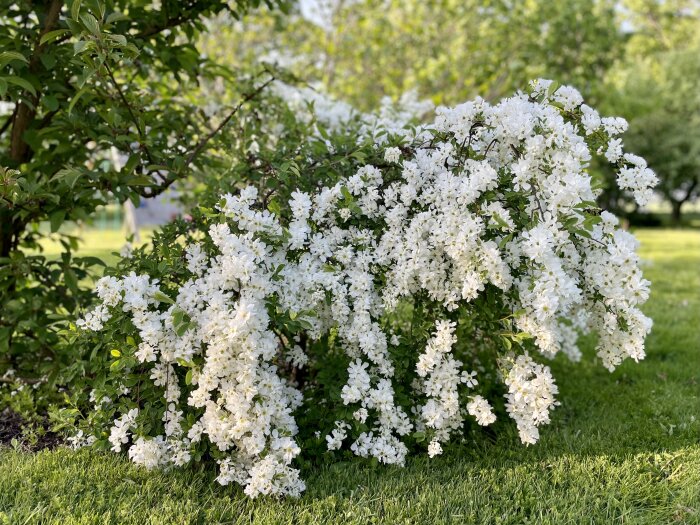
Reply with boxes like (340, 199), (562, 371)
(86, 217), (306, 498)
(108, 408), (138, 452)
(271, 82), (432, 142)
(503, 353), (558, 445)
(414, 320), (483, 455)
(81, 81), (654, 498)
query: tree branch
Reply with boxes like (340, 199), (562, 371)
(136, 2), (223, 40)
(137, 15), (189, 39)
(680, 178), (699, 204)
(183, 75), (276, 169)
(142, 74), (276, 197)
(103, 61), (153, 165)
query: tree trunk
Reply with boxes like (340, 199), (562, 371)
(670, 200), (683, 227)
(8, 0), (64, 165)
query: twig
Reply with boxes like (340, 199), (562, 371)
(104, 61), (154, 165)
(182, 75), (276, 171)
(484, 137), (499, 156)
(0, 377), (43, 385)
(145, 74), (276, 196)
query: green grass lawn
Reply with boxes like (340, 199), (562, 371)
(36, 227), (153, 270)
(1, 229), (699, 524)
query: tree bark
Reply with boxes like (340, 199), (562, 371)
(670, 200), (683, 227)
(668, 179), (698, 227)
(4, 1), (63, 258)
(9, 0), (63, 164)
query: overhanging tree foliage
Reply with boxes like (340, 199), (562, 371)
(0, 0), (285, 384)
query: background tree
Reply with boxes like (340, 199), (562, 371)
(617, 49), (700, 224)
(203, 0), (623, 108)
(599, 0), (700, 222)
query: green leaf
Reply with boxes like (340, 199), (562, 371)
(350, 150), (366, 162)
(145, 164), (168, 172)
(40, 29), (70, 46)
(110, 349), (121, 358)
(125, 176), (154, 186)
(68, 85), (89, 115)
(185, 369), (193, 385)
(122, 154), (140, 174)
(107, 34), (127, 46)
(49, 210), (65, 233)
(4, 76), (36, 96)
(547, 81), (561, 97)
(153, 291), (174, 304)
(71, 0), (83, 20)
(73, 40), (92, 55)
(52, 167), (82, 188)
(0, 51), (28, 68)
(172, 309), (191, 337)
(40, 52), (57, 70)
(174, 322), (188, 337)
(65, 18), (83, 35)
(80, 13), (101, 36)
(75, 256), (106, 267)
(267, 199), (281, 216)
(491, 213), (510, 230)
(64, 268), (79, 294)
(44, 95), (59, 112)
(575, 228), (592, 239)
(106, 12), (128, 24)
(582, 215), (602, 231)
(297, 319), (313, 330)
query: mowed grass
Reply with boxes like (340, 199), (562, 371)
(1, 228), (699, 525)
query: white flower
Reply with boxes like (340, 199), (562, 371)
(427, 439), (443, 458)
(135, 342), (157, 363)
(326, 421), (349, 451)
(552, 85), (583, 111)
(120, 242), (133, 258)
(384, 147), (401, 163)
(605, 138), (623, 163)
(503, 354), (558, 445)
(109, 408), (138, 452)
(467, 395), (496, 426)
(128, 436), (167, 469)
(76, 304), (111, 331)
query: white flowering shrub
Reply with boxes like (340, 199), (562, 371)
(73, 80), (655, 498)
